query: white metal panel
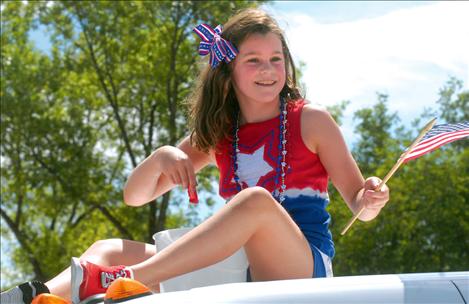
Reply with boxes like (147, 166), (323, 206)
(91, 272), (468, 304)
(451, 278), (469, 302)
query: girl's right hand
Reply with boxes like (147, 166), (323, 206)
(155, 145), (197, 190)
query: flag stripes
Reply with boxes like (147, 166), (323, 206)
(403, 121), (469, 162)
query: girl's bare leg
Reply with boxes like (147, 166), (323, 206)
(132, 187), (314, 286)
(47, 239), (156, 299)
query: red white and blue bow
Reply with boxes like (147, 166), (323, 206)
(193, 24), (238, 68)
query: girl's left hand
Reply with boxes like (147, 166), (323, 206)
(362, 177), (390, 211)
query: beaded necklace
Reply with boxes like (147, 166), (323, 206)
(232, 97), (288, 203)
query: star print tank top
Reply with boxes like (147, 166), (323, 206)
(215, 100), (335, 258)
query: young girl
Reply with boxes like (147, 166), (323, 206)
(1, 8), (389, 304)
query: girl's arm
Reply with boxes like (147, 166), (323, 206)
(301, 104), (389, 221)
(123, 136), (213, 207)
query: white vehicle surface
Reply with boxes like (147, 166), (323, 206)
(86, 229), (468, 303)
(98, 271), (468, 304)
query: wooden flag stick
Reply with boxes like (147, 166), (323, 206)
(340, 117), (437, 236)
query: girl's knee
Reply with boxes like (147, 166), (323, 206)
(243, 186), (271, 197)
(235, 187), (278, 211)
(81, 239), (124, 265)
(86, 239), (122, 255)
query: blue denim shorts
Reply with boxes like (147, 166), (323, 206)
(311, 244), (333, 278)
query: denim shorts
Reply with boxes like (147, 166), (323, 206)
(311, 244), (333, 278)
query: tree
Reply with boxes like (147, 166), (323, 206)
(328, 84), (468, 276)
(1, 0), (262, 285)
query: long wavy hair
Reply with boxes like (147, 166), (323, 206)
(188, 8), (303, 153)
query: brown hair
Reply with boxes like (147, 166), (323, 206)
(188, 8), (303, 153)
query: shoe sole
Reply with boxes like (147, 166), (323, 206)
(0, 284), (25, 304)
(0, 281), (49, 304)
(79, 294), (105, 304)
(71, 257), (84, 304)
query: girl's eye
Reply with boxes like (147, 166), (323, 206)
(246, 57), (282, 63)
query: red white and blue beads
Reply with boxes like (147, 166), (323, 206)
(232, 98), (288, 203)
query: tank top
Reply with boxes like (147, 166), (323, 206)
(215, 100), (334, 258)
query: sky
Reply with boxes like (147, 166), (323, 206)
(263, 1), (469, 143)
(2, 1), (469, 288)
(22, 1), (469, 143)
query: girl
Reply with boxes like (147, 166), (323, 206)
(1, 8), (389, 304)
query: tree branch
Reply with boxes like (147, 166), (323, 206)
(71, 204), (98, 228)
(0, 207), (46, 281)
(68, 201), (79, 225)
(109, 147), (125, 182)
(96, 205), (134, 240)
(73, 4), (137, 168)
(155, 192), (171, 235)
(147, 98), (158, 155)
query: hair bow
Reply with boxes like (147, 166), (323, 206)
(193, 24), (238, 68)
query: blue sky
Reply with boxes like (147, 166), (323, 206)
(2, 1), (469, 288)
(271, 1), (434, 24)
(262, 1), (469, 143)
(25, 1), (469, 141)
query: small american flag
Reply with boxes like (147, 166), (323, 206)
(403, 121), (469, 162)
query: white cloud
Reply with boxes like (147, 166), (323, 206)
(268, 2), (469, 125)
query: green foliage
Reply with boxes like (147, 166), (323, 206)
(329, 87), (469, 276)
(1, 0), (261, 285)
(326, 100), (350, 126)
(294, 60), (308, 97)
(1, 0), (466, 289)
(437, 77), (469, 123)
(352, 93), (401, 174)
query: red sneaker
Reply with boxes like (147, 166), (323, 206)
(71, 257), (133, 304)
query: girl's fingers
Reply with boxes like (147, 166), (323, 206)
(178, 166), (190, 189)
(362, 177), (390, 211)
(167, 168), (182, 185)
(365, 189), (387, 199)
(364, 189), (389, 209)
(364, 177), (381, 191)
(171, 170), (182, 186)
(369, 200), (387, 208)
(168, 172), (177, 185)
(165, 158), (196, 189)
(185, 162), (197, 189)
(364, 196), (385, 209)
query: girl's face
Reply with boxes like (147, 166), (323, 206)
(231, 32), (286, 107)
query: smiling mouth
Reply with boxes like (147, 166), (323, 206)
(255, 80), (276, 86)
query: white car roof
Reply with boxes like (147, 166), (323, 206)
(116, 271), (468, 304)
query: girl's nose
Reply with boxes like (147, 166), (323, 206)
(259, 61), (274, 74)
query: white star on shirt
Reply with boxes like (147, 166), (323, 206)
(236, 145), (274, 187)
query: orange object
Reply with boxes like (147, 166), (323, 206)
(31, 293), (71, 304)
(104, 278), (152, 303)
